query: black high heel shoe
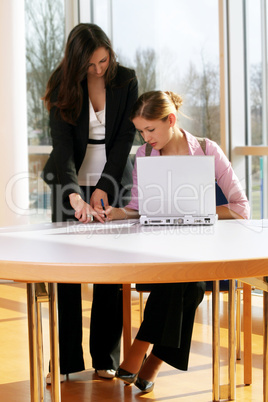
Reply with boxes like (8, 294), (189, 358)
(135, 376), (154, 393)
(115, 354), (147, 385)
(115, 367), (138, 384)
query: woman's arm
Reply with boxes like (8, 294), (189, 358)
(98, 145), (144, 221)
(105, 206), (140, 221)
(216, 205), (244, 219)
(206, 139), (250, 219)
(49, 105), (82, 196)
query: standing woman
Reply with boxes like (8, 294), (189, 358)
(42, 23), (138, 382)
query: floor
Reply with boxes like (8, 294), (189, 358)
(0, 282), (264, 401)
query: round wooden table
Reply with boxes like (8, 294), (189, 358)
(0, 219), (268, 402)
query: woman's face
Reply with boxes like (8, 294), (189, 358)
(132, 116), (174, 151)
(87, 47), (110, 78)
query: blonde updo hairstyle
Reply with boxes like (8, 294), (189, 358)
(130, 90), (183, 122)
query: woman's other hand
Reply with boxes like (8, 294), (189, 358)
(90, 189), (108, 208)
(90, 189), (109, 219)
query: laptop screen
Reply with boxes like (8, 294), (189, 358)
(137, 155), (216, 219)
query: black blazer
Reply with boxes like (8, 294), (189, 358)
(42, 65), (138, 198)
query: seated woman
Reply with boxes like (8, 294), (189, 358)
(99, 90), (250, 393)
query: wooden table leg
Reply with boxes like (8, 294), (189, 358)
(213, 280), (220, 401)
(264, 290), (268, 402)
(27, 283), (39, 402)
(122, 284), (132, 358)
(243, 283), (252, 385)
(228, 279), (236, 400)
(35, 282), (49, 402)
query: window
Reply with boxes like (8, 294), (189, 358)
(25, 0), (65, 222)
(246, 0), (267, 218)
(24, 0), (268, 221)
(25, 0), (221, 222)
(219, 0), (268, 219)
(91, 0), (221, 145)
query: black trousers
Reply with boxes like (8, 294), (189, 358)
(90, 284), (122, 370)
(136, 282), (205, 371)
(51, 185), (123, 373)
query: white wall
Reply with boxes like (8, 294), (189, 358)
(0, 0), (29, 226)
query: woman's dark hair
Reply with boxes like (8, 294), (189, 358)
(130, 90), (183, 122)
(42, 23), (117, 125)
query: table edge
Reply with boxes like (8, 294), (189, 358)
(0, 258), (267, 284)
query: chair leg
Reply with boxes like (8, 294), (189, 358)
(122, 284), (132, 358)
(139, 292), (144, 324)
(236, 283), (241, 360)
(228, 280), (236, 400)
(47, 283), (61, 401)
(36, 302), (44, 401)
(243, 283), (252, 385)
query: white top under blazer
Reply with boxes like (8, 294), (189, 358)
(78, 100), (106, 186)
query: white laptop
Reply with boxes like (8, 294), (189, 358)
(137, 155), (217, 226)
